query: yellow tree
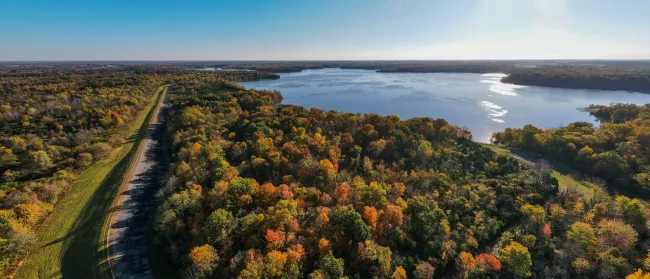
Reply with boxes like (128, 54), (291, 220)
(458, 252), (476, 277)
(627, 269), (650, 279)
(391, 266), (407, 279)
(188, 244), (219, 277)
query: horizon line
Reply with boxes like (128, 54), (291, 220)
(3, 58), (650, 63)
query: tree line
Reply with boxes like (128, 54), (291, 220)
(502, 68), (650, 93)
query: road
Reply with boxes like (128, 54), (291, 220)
(105, 87), (169, 279)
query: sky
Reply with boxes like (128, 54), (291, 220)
(1, 0), (649, 61)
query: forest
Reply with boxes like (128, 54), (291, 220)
(0, 67), (278, 276)
(154, 75), (650, 278)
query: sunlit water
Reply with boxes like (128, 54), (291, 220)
(237, 68), (650, 142)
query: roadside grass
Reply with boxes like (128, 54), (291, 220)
(551, 170), (594, 199)
(15, 86), (165, 279)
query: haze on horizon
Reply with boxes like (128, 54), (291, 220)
(1, 0), (649, 61)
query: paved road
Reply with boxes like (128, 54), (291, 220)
(106, 89), (169, 279)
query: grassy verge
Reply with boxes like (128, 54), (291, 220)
(551, 171), (593, 198)
(14, 86), (166, 279)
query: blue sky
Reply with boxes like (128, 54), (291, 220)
(1, 0), (649, 60)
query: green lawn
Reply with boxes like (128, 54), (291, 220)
(14, 86), (165, 279)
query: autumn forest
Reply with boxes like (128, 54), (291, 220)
(2, 64), (650, 279)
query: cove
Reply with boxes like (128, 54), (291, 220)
(239, 68), (650, 142)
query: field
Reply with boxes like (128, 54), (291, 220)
(14, 86), (165, 279)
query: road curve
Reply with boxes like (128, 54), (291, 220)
(105, 87), (169, 279)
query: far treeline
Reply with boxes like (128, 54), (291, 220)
(4, 60), (650, 93)
(206, 61), (650, 93)
(154, 72), (650, 279)
(503, 68), (650, 93)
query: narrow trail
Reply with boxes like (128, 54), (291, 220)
(105, 88), (169, 279)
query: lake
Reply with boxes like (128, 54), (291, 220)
(239, 68), (650, 142)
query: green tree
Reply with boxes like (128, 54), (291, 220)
(329, 207), (370, 244)
(616, 196), (647, 232)
(319, 253), (345, 279)
(203, 209), (235, 246)
(567, 222), (597, 253)
(362, 240), (393, 276)
(31, 150), (52, 170)
(499, 241), (532, 278)
(521, 204), (546, 225)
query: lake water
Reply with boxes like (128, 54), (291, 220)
(239, 68), (650, 142)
